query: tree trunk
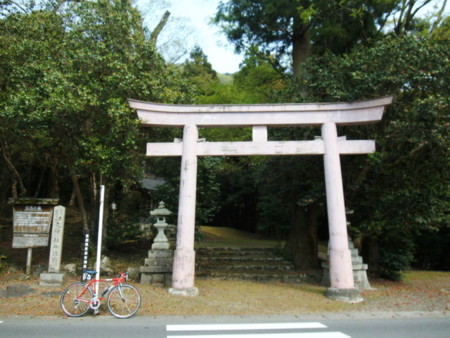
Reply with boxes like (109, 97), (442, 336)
(88, 172), (101, 235)
(1, 141), (27, 197)
(284, 203), (319, 269)
(307, 203), (319, 267)
(292, 17), (311, 79)
(102, 185), (110, 245)
(11, 177), (18, 199)
(0, 169), (8, 214)
(362, 235), (379, 275)
(48, 166), (60, 198)
(34, 168), (46, 198)
(70, 172), (89, 233)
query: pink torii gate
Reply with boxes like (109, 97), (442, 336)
(129, 96), (393, 301)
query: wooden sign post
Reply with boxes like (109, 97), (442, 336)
(9, 198), (58, 275)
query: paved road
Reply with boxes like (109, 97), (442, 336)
(0, 313), (449, 337)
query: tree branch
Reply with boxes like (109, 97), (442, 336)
(9, 1), (27, 13)
(52, 0), (82, 13)
(0, 139), (27, 197)
(391, 144), (425, 168)
(430, 0), (448, 33)
(151, 10), (171, 45)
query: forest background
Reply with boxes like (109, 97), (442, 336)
(0, 0), (449, 281)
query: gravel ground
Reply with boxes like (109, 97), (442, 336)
(1, 226), (448, 318)
(0, 270), (448, 318)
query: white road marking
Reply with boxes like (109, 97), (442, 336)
(167, 322), (351, 338)
(167, 323), (327, 331)
(167, 333), (350, 338)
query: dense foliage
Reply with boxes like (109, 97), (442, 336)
(300, 35), (449, 279)
(0, 0), (193, 233)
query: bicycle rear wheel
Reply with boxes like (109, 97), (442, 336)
(107, 284), (141, 319)
(60, 282), (92, 317)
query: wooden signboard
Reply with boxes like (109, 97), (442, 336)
(10, 198), (59, 248)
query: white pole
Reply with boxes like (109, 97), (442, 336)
(26, 248), (32, 275)
(95, 185), (105, 295)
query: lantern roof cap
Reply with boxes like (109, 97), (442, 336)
(150, 201), (172, 216)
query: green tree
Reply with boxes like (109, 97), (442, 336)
(214, 0), (442, 77)
(0, 0), (194, 232)
(0, 9), (67, 199)
(182, 46), (219, 98)
(296, 35), (450, 278)
(233, 46), (285, 103)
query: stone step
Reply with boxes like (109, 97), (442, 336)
(196, 247), (279, 256)
(196, 255), (285, 262)
(350, 248), (359, 255)
(198, 262), (293, 271)
(196, 248), (286, 261)
(196, 270), (320, 283)
(195, 247), (300, 282)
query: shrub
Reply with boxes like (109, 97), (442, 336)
(378, 231), (414, 281)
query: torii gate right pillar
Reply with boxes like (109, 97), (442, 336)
(322, 122), (362, 302)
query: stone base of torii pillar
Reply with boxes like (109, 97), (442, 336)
(321, 240), (373, 293)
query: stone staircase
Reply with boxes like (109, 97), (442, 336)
(196, 247), (318, 283)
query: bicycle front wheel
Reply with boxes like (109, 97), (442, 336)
(107, 284), (141, 319)
(60, 282), (92, 317)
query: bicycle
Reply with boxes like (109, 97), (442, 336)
(60, 270), (141, 319)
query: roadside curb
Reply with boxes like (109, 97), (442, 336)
(0, 311), (448, 321)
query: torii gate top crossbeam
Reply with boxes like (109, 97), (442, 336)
(129, 96), (393, 127)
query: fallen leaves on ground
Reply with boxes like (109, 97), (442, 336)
(0, 270), (448, 317)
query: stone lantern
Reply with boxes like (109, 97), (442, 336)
(150, 201), (172, 250)
(140, 201), (174, 286)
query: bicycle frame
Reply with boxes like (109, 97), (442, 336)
(61, 270), (141, 318)
(78, 271), (127, 310)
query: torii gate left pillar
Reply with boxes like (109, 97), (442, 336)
(129, 96), (393, 301)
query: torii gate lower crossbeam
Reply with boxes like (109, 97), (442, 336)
(129, 96), (393, 302)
